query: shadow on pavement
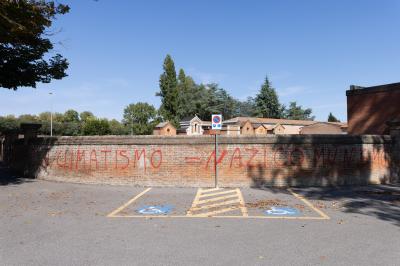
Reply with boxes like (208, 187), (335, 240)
(295, 185), (400, 226)
(0, 162), (32, 186)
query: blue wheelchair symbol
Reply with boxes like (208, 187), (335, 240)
(136, 205), (173, 215)
(264, 206), (300, 216)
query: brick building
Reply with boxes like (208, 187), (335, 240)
(153, 121), (176, 136)
(347, 82), (400, 135)
(300, 122), (346, 134)
(177, 115), (212, 135)
(173, 116), (347, 136)
(223, 117), (346, 135)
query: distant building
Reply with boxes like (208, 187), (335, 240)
(254, 124), (267, 135)
(177, 115), (211, 135)
(347, 82), (400, 135)
(153, 121), (176, 136)
(175, 116), (347, 136)
(300, 122), (346, 134)
(240, 120), (255, 135)
(223, 117), (317, 135)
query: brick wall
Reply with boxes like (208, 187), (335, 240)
(347, 83), (400, 135)
(8, 135), (399, 187)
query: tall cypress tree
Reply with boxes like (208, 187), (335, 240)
(157, 55), (178, 124)
(254, 76), (284, 118)
(328, 112), (340, 122)
(176, 68), (188, 119)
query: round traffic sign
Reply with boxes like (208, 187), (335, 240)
(213, 116), (221, 123)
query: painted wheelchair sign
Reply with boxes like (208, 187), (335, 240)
(136, 205), (173, 215)
(264, 206), (300, 216)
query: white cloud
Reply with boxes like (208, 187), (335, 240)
(187, 68), (227, 84)
(312, 103), (346, 109)
(269, 71), (292, 81)
(278, 86), (311, 97)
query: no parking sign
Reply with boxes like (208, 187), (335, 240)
(212, 114), (222, 130)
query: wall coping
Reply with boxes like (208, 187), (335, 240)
(18, 134), (392, 146)
(346, 82), (400, 96)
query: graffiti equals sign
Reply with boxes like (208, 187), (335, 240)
(185, 157), (202, 164)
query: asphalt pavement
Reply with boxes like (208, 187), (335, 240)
(1, 167), (399, 266)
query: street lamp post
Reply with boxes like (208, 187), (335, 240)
(49, 92), (53, 137)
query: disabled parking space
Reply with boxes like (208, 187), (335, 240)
(241, 188), (329, 219)
(108, 187), (197, 217)
(107, 186), (329, 220)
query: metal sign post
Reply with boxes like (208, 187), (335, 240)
(211, 114), (222, 188)
(215, 133), (218, 188)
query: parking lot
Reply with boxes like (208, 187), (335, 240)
(107, 187), (329, 220)
(1, 169), (400, 265)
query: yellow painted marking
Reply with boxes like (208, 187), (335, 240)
(187, 188), (203, 216)
(198, 189), (237, 198)
(236, 188), (249, 217)
(192, 206), (240, 217)
(189, 199), (240, 211)
(110, 215), (328, 220)
(197, 194), (239, 205)
(287, 188), (330, 220)
(107, 187), (330, 220)
(187, 188), (247, 217)
(201, 187), (223, 193)
(107, 188), (151, 217)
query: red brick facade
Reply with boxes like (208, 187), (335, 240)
(347, 82), (400, 135)
(8, 135), (398, 187)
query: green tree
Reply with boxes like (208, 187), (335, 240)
(178, 80), (208, 120)
(63, 109), (80, 122)
(254, 76), (284, 118)
(82, 118), (111, 136)
(176, 68), (194, 119)
(123, 102), (157, 135)
(61, 122), (80, 136)
(18, 114), (38, 122)
(327, 112), (340, 122)
(38, 112), (51, 122)
(51, 112), (64, 123)
(284, 102), (315, 120)
(0, 115), (19, 133)
(79, 111), (95, 122)
(198, 84), (238, 120)
(109, 119), (128, 135)
(236, 97), (256, 117)
(0, 0), (69, 90)
(61, 110), (80, 135)
(157, 55), (178, 124)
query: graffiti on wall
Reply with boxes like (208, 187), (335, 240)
(40, 148), (162, 172)
(38, 144), (389, 174)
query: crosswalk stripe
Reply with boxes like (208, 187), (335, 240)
(201, 187), (222, 193)
(191, 206), (240, 217)
(189, 199), (240, 212)
(198, 189), (237, 199)
(197, 194), (239, 205)
(187, 187), (249, 217)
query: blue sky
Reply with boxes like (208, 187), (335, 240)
(1, 0), (400, 122)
